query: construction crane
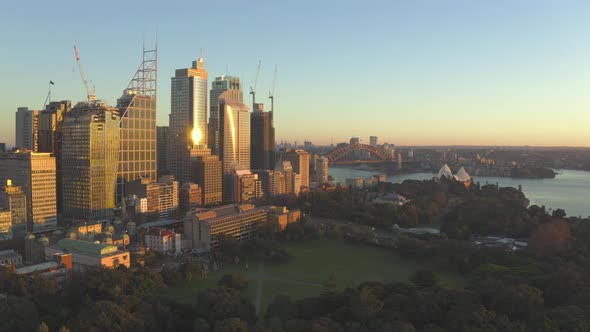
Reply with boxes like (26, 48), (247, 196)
(269, 64), (277, 112)
(249, 60), (261, 110)
(73, 45), (96, 102)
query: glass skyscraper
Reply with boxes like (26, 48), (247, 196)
(208, 75), (242, 155)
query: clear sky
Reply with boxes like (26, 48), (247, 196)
(1, 0), (589, 147)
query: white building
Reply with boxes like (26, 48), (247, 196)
(144, 227), (181, 254)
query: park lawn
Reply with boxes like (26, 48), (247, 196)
(162, 239), (464, 312)
(264, 239), (464, 289)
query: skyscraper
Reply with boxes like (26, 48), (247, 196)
(37, 100), (71, 214)
(284, 149), (311, 191)
(208, 75), (242, 155)
(231, 169), (263, 203)
(157, 126), (169, 175)
(62, 102), (120, 220)
(0, 151), (57, 232)
(191, 153), (222, 206)
(0, 180), (27, 236)
(370, 136), (378, 147)
(275, 160), (293, 194)
(316, 156), (329, 186)
(250, 103), (275, 170)
(168, 56), (208, 184)
(219, 96), (251, 202)
(117, 46), (158, 200)
(15, 107), (39, 151)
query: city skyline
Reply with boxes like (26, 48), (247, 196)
(2, 1), (590, 147)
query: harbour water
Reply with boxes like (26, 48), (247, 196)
(329, 167), (590, 218)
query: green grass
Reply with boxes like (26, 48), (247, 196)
(162, 239), (464, 313)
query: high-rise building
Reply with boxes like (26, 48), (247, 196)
(316, 156), (329, 186)
(180, 182), (201, 213)
(232, 169), (263, 203)
(284, 149), (311, 191)
(0, 181), (27, 236)
(219, 96), (250, 202)
(15, 107), (39, 151)
(37, 100), (71, 214)
(157, 126), (169, 175)
(62, 102), (120, 221)
(292, 173), (301, 195)
(274, 161), (293, 194)
(191, 150), (222, 206)
(208, 75), (242, 155)
(370, 136), (378, 147)
(117, 47), (158, 201)
(0, 151), (57, 232)
(158, 175), (179, 219)
(126, 178), (160, 220)
(250, 103), (275, 171)
(168, 56), (208, 184)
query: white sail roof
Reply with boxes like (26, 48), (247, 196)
(455, 166), (471, 182)
(437, 164), (453, 179)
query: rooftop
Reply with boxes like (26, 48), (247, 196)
(0, 249), (20, 260)
(16, 261), (60, 275)
(55, 238), (119, 257)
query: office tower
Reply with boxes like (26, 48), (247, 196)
(250, 103), (276, 170)
(284, 149), (311, 190)
(232, 169), (263, 203)
(370, 136), (378, 147)
(316, 156), (329, 185)
(158, 175), (179, 219)
(117, 46), (158, 200)
(209, 75), (242, 155)
(157, 126), (169, 175)
(62, 102), (120, 220)
(0, 151), (57, 232)
(0, 181), (27, 236)
(126, 178), (160, 220)
(192, 153), (222, 206)
(168, 56), (208, 184)
(275, 161), (293, 194)
(37, 100), (71, 214)
(292, 173), (301, 195)
(0, 209), (10, 237)
(219, 96), (250, 202)
(180, 182), (201, 213)
(15, 107), (39, 151)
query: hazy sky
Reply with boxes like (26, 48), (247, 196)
(1, 0), (589, 147)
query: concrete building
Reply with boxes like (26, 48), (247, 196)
(292, 173), (302, 195)
(208, 75), (242, 155)
(62, 102), (120, 220)
(232, 169), (263, 203)
(219, 96), (250, 202)
(37, 100), (72, 214)
(126, 178), (160, 220)
(156, 126), (169, 175)
(250, 103), (275, 171)
(264, 206), (302, 231)
(0, 151), (57, 232)
(15, 107), (39, 151)
(0, 143), (5, 153)
(45, 238), (130, 272)
(283, 149), (310, 191)
(0, 181), (27, 236)
(168, 56), (208, 184)
(191, 148), (223, 206)
(274, 161), (293, 194)
(144, 227), (181, 254)
(16, 253), (72, 289)
(0, 209), (11, 237)
(180, 182), (201, 214)
(316, 156), (329, 186)
(0, 249), (23, 267)
(184, 204), (268, 250)
(158, 175), (179, 219)
(370, 136), (378, 147)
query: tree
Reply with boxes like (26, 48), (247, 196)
(410, 269), (438, 288)
(69, 300), (144, 332)
(529, 220), (571, 255)
(193, 318), (210, 332)
(213, 317), (248, 332)
(219, 272), (248, 290)
(0, 296), (40, 332)
(37, 322), (49, 332)
(351, 285), (383, 323)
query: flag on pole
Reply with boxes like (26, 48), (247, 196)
(50, 80), (55, 85)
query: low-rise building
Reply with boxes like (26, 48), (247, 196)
(265, 206), (302, 231)
(44, 238), (130, 272)
(16, 252), (72, 289)
(144, 227), (181, 254)
(184, 204), (268, 250)
(0, 249), (22, 267)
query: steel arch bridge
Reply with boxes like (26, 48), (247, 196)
(326, 143), (390, 163)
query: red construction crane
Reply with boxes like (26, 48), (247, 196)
(73, 45), (96, 101)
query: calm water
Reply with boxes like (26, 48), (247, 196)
(330, 167), (590, 218)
